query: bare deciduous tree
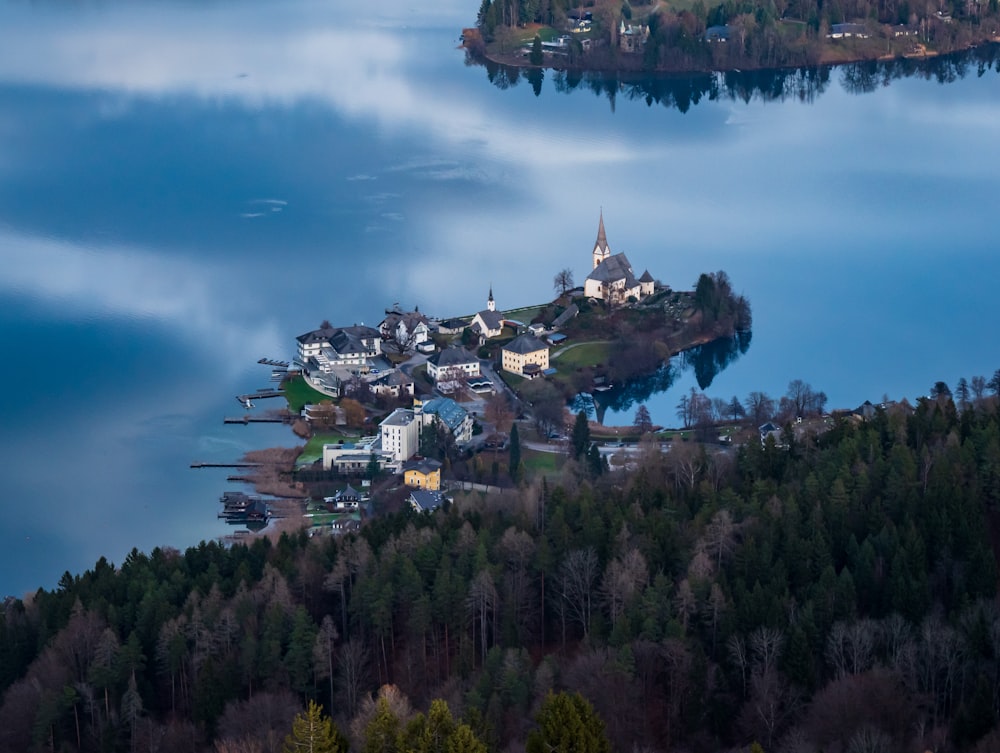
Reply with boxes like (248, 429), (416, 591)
(553, 268), (574, 296)
(559, 547), (599, 638)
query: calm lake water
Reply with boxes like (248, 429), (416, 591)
(2, 0), (999, 595)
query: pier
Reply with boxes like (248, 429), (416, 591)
(224, 416), (286, 425)
(258, 358), (290, 367)
(236, 389), (284, 402)
(190, 462), (260, 469)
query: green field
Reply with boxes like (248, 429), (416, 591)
(282, 375), (331, 413)
(551, 341), (611, 369)
(522, 449), (561, 476)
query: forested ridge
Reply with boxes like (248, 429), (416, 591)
(3, 394), (1000, 752)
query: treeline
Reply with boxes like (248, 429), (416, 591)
(3, 390), (1000, 751)
(474, 0), (1000, 73)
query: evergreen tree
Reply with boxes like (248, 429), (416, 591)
(530, 35), (544, 66)
(284, 700), (345, 753)
(509, 424), (522, 481)
(526, 691), (611, 753)
(571, 411), (590, 460)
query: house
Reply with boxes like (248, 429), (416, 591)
(470, 288), (505, 341)
(427, 346), (481, 391)
(380, 306), (431, 351)
(371, 370), (415, 399)
(502, 333), (550, 378)
(759, 422), (783, 446)
(705, 24), (730, 42)
(436, 317), (470, 335)
(416, 397), (474, 443)
(403, 458), (442, 490)
(828, 23), (870, 38)
(619, 20), (649, 53)
(583, 212), (655, 304)
(324, 485), (362, 511)
(409, 489), (446, 513)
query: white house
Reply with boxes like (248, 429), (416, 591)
(379, 307), (431, 351)
(427, 346), (481, 392)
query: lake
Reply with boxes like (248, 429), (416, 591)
(1, 0), (999, 596)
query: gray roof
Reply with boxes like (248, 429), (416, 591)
(410, 490), (445, 513)
(586, 252), (639, 288)
(551, 304), (579, 328)
(375, 371), (413, 387)
(403, 458), (443, 474)
(504, 333), (549, 355)
(429, 346), (477, 369)
(638, 269), (654, 283)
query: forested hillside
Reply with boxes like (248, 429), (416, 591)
(3, 394), (1000, 752)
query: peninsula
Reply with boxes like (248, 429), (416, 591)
(465, 0), (1000, 74)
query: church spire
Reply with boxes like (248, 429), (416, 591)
(487, 285), (495, 312)
(593, 209), (611, 269)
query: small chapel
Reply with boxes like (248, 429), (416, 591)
(583, 211), (655, 304)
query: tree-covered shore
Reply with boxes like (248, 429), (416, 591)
(3, 386), (1000, 752)
(467, 0), (1000, 75)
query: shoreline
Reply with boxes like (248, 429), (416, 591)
(465, 29), (1000, 79)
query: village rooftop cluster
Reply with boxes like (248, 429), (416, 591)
(289, 213), (662, 514)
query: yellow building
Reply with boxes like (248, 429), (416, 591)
(403, 458), (442, 491)
(501, 333), (550, 378)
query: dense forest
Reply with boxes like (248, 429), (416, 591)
(4, 390), (1000, 752)
(471, 0), (1000, 74)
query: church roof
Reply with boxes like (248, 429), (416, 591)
(638, 269), (654, 283)
(594, 211), (611, 254)
(474, 309), (505, 332)
(586, 252), (639, 288)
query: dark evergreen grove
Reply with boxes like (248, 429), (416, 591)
(3, 395), (1000, 752)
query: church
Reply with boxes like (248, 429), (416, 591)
(583, 212), (655, 304)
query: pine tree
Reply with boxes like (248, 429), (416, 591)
(284, 700), (345, 753)
(571, 411), (590, 460)
(526, 691), (611, 753)
(509, 424), (522, 481)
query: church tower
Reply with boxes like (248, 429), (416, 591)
(487, 285), (496, 312)
(593, 210), (611, 269)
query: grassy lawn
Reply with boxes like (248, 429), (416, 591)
(505, 304), (547, 323)
(551, 341), (611, 369)
(283, 376), (331, 413)
(298, 433), (354, 466)
(522, 449), (562, 476)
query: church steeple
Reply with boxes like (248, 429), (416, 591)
(487, 285), (496, 312)
(593, 209), (611, 269)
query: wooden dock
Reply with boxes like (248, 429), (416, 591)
(190, 462), (260, 469)
(224, 416), (286, 425)
(258, 358), (290, 367)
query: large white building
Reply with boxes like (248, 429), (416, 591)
(296, 325), (382, 370)
(322, 407), (420, 474)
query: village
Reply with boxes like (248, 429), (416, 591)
(220, 212), (753, 537)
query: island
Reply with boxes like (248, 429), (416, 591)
(464, 0), (1000, 74)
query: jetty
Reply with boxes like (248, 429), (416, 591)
(224, 416), (286, 425)
(258, 358), (290, 367)
(190, 462), (260, 469)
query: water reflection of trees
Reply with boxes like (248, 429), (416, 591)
(583, 329), (751, 422)
(473, 43), (1000, 112)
